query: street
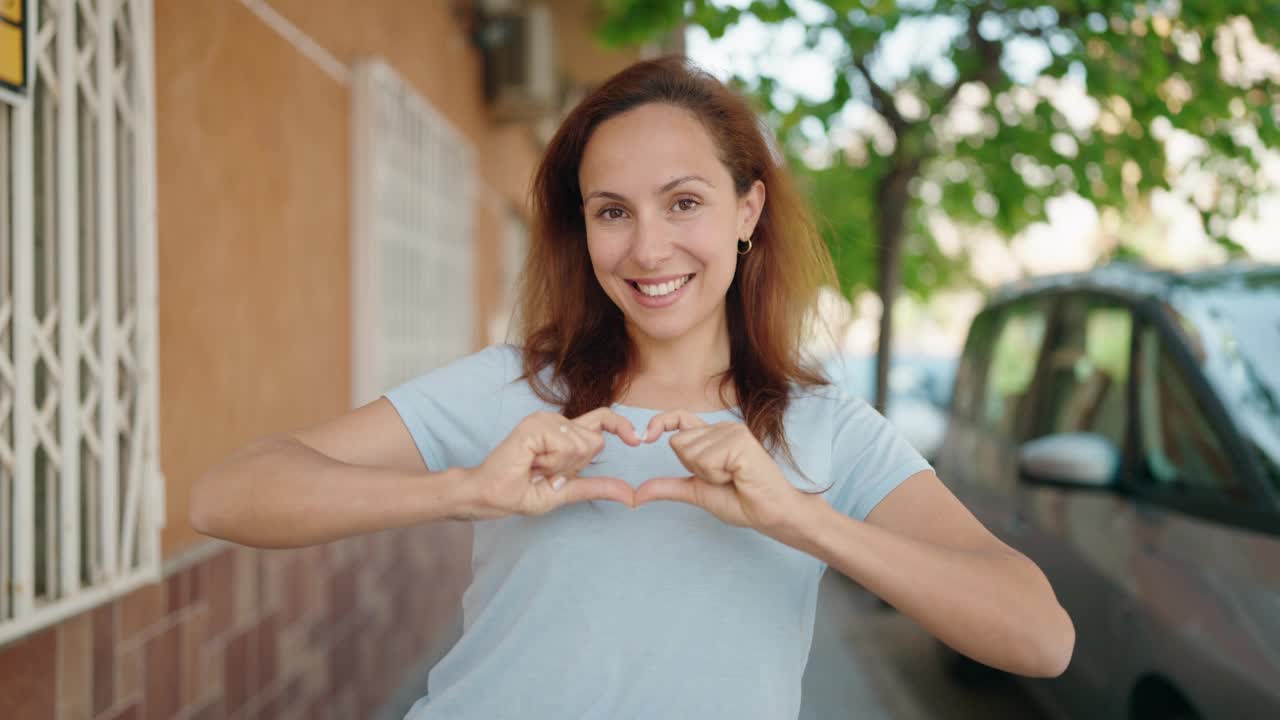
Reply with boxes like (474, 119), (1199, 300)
(801, 571), (1050, 720)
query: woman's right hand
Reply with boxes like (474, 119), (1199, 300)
(462, 408), (644, 518)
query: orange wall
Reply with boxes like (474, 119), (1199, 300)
(154, 0), (547, 558)
(266, 0), (544, 341)
(155, 0), (645, 559)
(155, 0), (353, 557)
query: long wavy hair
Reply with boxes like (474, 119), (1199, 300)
(512, 55), (837, 474)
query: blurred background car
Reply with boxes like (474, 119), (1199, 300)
(933, 262), (1280, 720)
(823, 354), (957, 462)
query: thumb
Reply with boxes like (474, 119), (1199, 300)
(551, 475), (636, 508)
(635, 475), (702, 507)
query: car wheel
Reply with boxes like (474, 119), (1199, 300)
(1138, 705), (1198, 720)
(1129, 677), (1200, 720)
(1143, 703), (1198, 720)
(935, 640), (1008, 687)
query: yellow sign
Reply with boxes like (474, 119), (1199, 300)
(0, 0), (26, 103)
(0, 0), (21, 24)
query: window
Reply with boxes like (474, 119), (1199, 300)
(951, 310), (994, 421)
(1, 0), (163, 645)
(350, 59), (476, 407)
(487, 210), (528, 345)
(980, 301), (1049, 441)
(1135, 326), (1250, 503)
(1031, 297), (1132, 449)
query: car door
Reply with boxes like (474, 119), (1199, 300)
(1120, 320), (1280, 717)
(1012, 292), (1138, 719)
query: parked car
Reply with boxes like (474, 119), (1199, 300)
(933, 262), (1280, 720)
(823, 353), (957, 461)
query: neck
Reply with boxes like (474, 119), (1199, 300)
(626, 306), (733, 400)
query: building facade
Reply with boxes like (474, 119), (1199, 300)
(0, 2), (672, 718)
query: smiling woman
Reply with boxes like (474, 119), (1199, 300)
(191, 55), (1074, 720)
(518, 58), (839, 459)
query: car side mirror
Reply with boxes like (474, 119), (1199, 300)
(1018, 432), (1119, 489)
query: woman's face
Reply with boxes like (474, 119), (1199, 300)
(578, 102), (764, 346)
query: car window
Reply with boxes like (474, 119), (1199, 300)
(1178, 273), (1280, 497)
(952, 311), (994, 421)
(980, 301), (1049, 441)
(1031, 297), (1132, 450)
(1135, 325), (1251, 503)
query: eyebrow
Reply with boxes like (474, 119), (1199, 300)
(583, 175), (714, 203)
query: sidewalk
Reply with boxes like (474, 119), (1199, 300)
(821, 573), (1049, 720)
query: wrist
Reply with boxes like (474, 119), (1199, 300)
(764, 492), (838, 559)
(421, 465), (485, 521)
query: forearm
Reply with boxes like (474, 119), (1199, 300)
(191, 433), (476, 549)
(776, 501), (1074, 678)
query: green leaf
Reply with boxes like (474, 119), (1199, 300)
(592, 0), (1280, 299)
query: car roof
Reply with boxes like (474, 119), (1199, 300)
(985, 260), (1280, 309)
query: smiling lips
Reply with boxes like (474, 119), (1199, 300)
(627, 273), (695, 307)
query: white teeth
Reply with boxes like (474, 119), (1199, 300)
(635, 274), (692, 297)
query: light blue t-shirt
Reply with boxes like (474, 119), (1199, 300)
(383, 344), (931, 720)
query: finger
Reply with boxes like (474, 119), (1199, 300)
(636, 475), (709, 507)
(643, 409), (708, 443)
(673, 428), (737, 485)
(530, 455), (590, 485)
(529, 424), (591, 478)
(549, 475), (635, 508)
(562, 422), (603, 463)
(529, 434), (597, 479)
(666, 423), (715, 453)
(572, 408), (643, 446)
(540, 415), (605, 463)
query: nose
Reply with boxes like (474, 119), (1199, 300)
(629, 216), (675, 270)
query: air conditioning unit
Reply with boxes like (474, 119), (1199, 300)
(478, 1), (557, 123)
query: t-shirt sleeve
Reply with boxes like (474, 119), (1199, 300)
(381, 344), (514, 472)
(827, 392), (934, 521)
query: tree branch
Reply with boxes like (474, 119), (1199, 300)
(852, 52), (908, 136)
(830, 13), (908, 137)
(936, 4), (1003, 112)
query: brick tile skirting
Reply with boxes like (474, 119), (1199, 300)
(0, 522), (472, 720)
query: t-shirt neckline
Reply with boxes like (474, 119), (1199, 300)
(611, 402), (740, 417)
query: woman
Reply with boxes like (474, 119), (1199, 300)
(192, 56), (1073, 718)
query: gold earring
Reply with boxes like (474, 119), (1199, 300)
(737, 237), (753, 255)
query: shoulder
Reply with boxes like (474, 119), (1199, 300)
(784, 383), (899, 456)
(474, 342), (522, 365)
(443, 343), (522, 381)
(786, 382), (873, 425)
(388, 343), (525, 399)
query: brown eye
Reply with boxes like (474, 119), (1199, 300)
(674, 198), (699, 212)
(599, 207), (626, 220)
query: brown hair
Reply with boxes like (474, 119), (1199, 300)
(512, 55), (837, 479)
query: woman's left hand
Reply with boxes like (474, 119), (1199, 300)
(633, 409), (821, 534)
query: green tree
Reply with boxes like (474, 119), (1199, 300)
(597, 0), (1280, 411)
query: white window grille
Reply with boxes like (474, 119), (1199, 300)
(0, 0), (163, 646)
(350, 59), (476, 407)
(488, 210), (527, 345)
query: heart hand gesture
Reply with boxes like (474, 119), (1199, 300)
(634, 410), (816, 533)
(466, 408), (642, 519)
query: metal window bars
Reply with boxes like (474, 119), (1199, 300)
(350, 59), (475, 409)
(0, 0), (162, 646)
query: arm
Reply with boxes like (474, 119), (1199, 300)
(190, 398), (479, 549)
(776, 470), (1075, 678)
(632, 407), (1073, 677)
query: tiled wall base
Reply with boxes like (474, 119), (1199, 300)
(0, 523), (472, 720)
